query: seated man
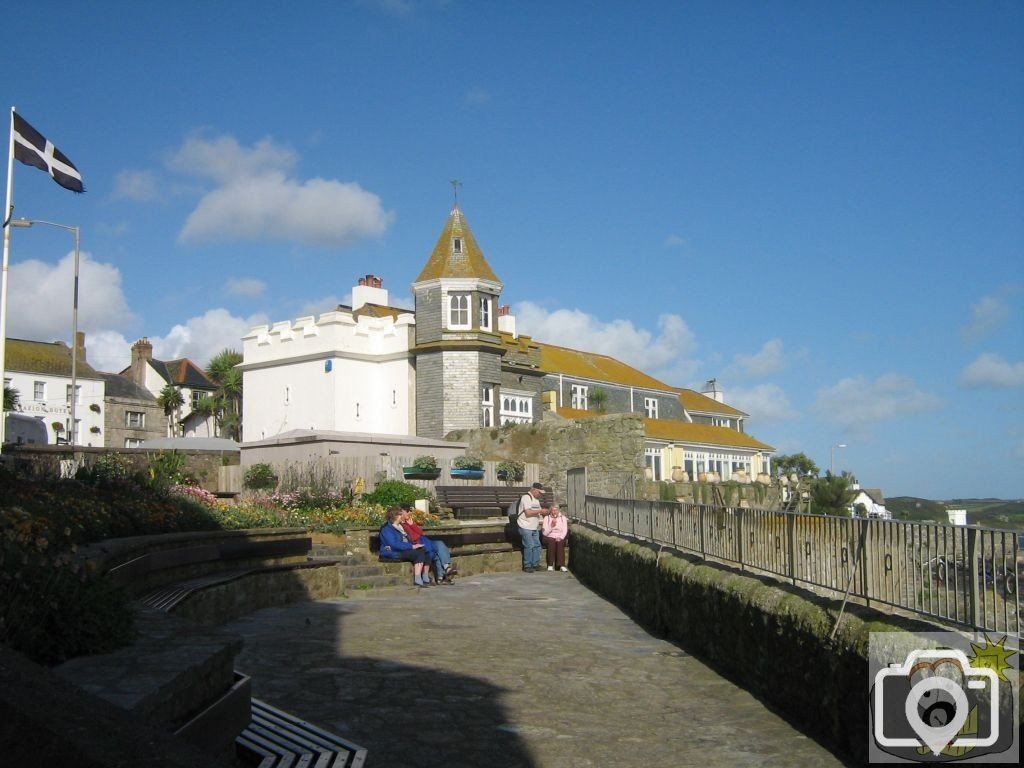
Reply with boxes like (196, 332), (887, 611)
(378, 506), (434, 587)
(400, 503), (457, 583)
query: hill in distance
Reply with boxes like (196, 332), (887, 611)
(887, 497), (1024, 532)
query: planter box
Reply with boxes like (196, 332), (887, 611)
(403, 468), (440, 480)
(450, 468), (485, 480)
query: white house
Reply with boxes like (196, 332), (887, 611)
(240, 276), (416, 441)
(3, 336), (105, 446)
(851, 487), (890, 519)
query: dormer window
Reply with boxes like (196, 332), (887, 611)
(453, 237), (462, 254)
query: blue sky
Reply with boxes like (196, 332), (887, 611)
(2, 1), (1021, 500)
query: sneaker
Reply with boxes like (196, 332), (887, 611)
(546, 566), (554, 571)
(560, 566), (569, 572)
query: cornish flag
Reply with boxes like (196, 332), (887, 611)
(12, 112), (84, 193)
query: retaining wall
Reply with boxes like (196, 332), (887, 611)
(568, 523), (1020, 764)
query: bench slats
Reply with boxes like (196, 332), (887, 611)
(236, 698), (367, 768)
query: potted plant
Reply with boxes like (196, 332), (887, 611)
(496, 459), (525, 482)
(403, 455), (440, 480)
(450, 455), (485, 479)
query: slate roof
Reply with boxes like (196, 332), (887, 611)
(551, 407), (774, 451)
(536, 341), (674, 392)
(98, 372), (156, 401)
(675, 387), (747, 417)
(415, 204), (501, 283)
(4, 338), (102, 378)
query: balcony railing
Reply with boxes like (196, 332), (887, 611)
(581, 496), (1021, 638)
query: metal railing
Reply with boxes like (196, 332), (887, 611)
(581, 496), (1022, 638)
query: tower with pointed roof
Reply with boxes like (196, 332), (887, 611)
(412, 204), (510, 438)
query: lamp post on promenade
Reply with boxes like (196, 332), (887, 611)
(8, 218), (80, 446)
(830, 443), (847, 476)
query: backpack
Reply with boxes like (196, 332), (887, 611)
(507, 497), (522, 525)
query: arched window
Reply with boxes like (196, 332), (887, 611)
(449, 294), (470, 329)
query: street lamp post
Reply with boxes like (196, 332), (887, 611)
(8, 218), (80, 447)
(830, 443), (847, 476)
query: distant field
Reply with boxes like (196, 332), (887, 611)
(887, 497), (1024, 532)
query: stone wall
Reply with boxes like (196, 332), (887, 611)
(449, 412), (646, 504)
(566, 524), (1018, 765)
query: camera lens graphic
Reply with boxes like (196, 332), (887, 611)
(905, 677), (970, 755)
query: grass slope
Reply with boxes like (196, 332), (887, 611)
(887, 497), (1024, 532)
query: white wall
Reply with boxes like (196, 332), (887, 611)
(4, 370), (104, 445)
(241, 308), (415, 441)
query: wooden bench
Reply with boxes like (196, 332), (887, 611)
(370, 527), (521, 558)
(237, 697), (367, 768)
(435, 485), (553, 518)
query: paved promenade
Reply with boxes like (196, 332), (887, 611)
(224, 572), (854, 768)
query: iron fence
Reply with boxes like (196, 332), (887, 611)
(581, 496), (1021, 638)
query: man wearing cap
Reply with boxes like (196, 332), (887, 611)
(516, 482), (547, 572)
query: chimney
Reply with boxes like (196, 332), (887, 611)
(701, 378), (724, 403)
(74, 331), (87, 363)
(497, 304), (517, 338)
(352, 274), (388, 311)
(130, 337), (153, 386)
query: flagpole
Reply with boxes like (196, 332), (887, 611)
(0, 106), (16, 453)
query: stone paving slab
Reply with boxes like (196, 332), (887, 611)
(225, 572), (855, 768)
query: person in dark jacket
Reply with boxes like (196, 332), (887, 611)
(379, 506), (433, 587)
(400, 504), (457, 583)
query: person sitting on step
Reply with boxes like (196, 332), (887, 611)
(379, 506), (434, 587)
(399, 503), (457, 583)
(541, 503), (569, 572)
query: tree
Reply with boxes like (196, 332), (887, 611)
(773, 452), (820, 479)
(193, 395), (218, 437)
(156, 384), (184, 438)
(206, 349), (243, 441)
(811, 472), (856, 516)
(3, 385), (20, 412)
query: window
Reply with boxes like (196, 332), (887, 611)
(712, 416), (732, 428)
(500, 392), (532, 425)
(191, 390), (205, 410)
(124, 438), (143, 448)
(645, 448), (663, 481)
(570, 384), (588, 410)
(479, 295), (492, 331)
(125, 411), (145, 429)
(453, 237), (462, 253)
(66, 384), (81, 405)
(644, 397), (658, 419)
(33, 381), (45, 400)
(448, 293), (470, 329)
(482, 385), (494, 427)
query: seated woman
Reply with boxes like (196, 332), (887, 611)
(379, 506), (434, 587)
(541, 503), (569, 572)
(400, 504), (457, 583)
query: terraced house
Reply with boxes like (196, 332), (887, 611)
(241, 203), (774, 477)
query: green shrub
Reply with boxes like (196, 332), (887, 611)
(497, 459), (525, 482)
(362, 479), (429, 509)
(147, 449), (193, 489)
(453, 455), (484, 470)
(410, 455), (438, 472)
(244, 462), (279, 490)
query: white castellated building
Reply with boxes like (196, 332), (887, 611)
(240, 275), (417, 441)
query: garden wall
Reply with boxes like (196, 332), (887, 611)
(567, 524), (1014, 764)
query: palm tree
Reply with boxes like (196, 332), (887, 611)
(206, 349), (243, 441)
(156, 384), (184, 438)
(3, 385), (20, 412)
(811, 472), (856, 516)
(193, 394), (218, 437)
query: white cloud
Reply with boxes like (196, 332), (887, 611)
(111, 169), (160, 202)
(166, 134), (393, 247)
(959, 353), (1024, 388)
(6, 251), (136, 350)
(154, 308), (268, 365)
(226, 277), (267, 298)
(961, 294), (1010, 343)
(812, 374), (943, 429)
(728, 338), (786, 379)
(465, 86), (491, 105)
(664, 234), (685, 248)
(727, 383), (797, 423)
(514, 302), (700, 385)
(167, 134), (296, 184)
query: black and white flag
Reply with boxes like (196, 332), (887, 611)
(12, 112), (84, 193)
